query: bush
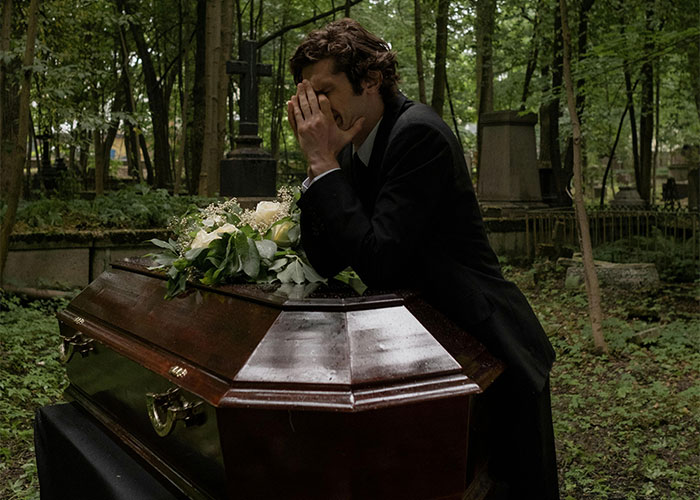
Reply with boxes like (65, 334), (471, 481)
(13, 185), (217, 233)
(593, 231), (698, 282)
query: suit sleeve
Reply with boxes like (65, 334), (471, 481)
(298, 121), (452, 288)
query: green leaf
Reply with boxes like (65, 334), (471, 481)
(165, 272), (187, 299)
(287, 224), (301, 246)
(148, 238), (177, 253)
(278, 259), (305, 284)
(146, 253), (176, 269)
(255, 239), (277, 260)
(300, 260), (326, 283)
(268, 257), (288, 272)
(242, 238), (261, 279)
(185, 246), (207, 261)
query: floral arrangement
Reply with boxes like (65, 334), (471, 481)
(147, 187), (325, 298)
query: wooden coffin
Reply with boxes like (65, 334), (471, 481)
(57, 259), (503, 500)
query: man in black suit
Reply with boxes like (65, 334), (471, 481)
(288, 19), (559, 499)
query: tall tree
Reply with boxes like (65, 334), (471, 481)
(520, 1), (542, 109)
(560, 0), (607, 353)
(475, 0), (496, 176)
(199, 0), (222, 195)
(539, 1), (566, 205)
(118, 0), (175, 189)
(637, 1), (655, 205)
(413, 0), (427, 104)
(431, 0), (449, 117)
(189, 0), (207, 194)
(0, 0), (40, 283)
(560, 0), (594, 204)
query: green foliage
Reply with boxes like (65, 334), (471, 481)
(508, 262), (699, 499)
(0, 294), (68, 500)
(14, 185), (216, 233)
(593, 230), (699, 282)
(0, 264), (697, 498)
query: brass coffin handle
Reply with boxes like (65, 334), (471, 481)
(59, 334), (95, 363)
(146, 387), (204, 437)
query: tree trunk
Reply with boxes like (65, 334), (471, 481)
(560, 0), (607, 354)
(545, 4), (567, 205)
(138, 133), (154, 183)
(0, 0), (15, 201)
(561, 0), (594, 201)
(638, 3), (654, 205)
(119, 0), (172, 189)
(174, 0), (188, 195)
(475, 0), (496, 179)
(199, 0), (222, 196)
(520, 1), (542, 109)
(652, 65), (660, 203)
(218, 0), (234, 158)
(271, 34), (286, 159)
(414, 0), (427, 104)
(93, 85), (122, 195)
(600, 104), (629, 207)
(430, 0), (449, 117)
(118, 22), (144, 183)
(79, 129), (90, 177)
(688, 34), (700, 124)
(0, 0), (39, 284)
(189, 0), (207, 194)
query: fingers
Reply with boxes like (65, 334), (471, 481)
(301, 81), (321, 113)
(318, 94), (332, 117)
(296, 81), (314, 119)
(345, 116), (366, 141)
(286, 100), (297, 137)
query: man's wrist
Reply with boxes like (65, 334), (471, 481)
(308, 158), (340, 180)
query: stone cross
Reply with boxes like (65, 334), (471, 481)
(220, 39), (276, 198)
(226, 40), (272, 145)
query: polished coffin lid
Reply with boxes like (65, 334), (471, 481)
(58, 259), (500, 412)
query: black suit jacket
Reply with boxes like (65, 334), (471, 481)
(298, 93), (555, 392)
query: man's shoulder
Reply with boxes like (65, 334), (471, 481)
(390, 97), (455, 142)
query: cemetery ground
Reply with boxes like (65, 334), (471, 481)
(0, 261), (697, 500)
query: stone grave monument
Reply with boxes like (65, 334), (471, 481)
(220, 40), (276, 199)
(477, 111), (547, 215)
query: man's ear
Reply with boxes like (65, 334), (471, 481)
(362, 70), (382, 94)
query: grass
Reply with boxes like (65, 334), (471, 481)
(0, 262), (698, 499)
(0, 296), (67, 500)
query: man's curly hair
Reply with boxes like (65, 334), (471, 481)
(290, 19), (399, 99)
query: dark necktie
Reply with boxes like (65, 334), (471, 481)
(353, 153), (378, 212)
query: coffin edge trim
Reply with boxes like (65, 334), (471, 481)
(219, 373), (480, 411)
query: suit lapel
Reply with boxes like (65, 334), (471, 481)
(337, 93), (411, 213)
(367, 93), (409, 172)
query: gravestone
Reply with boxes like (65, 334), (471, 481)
(220, 40), (276, 198)
(561, 260), (660, 290)
(477, 111), (546, 215)
(610, 186), (645, 209)
(32, 132), (60, 191)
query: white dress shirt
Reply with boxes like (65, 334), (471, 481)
(301, 118), (383, 192)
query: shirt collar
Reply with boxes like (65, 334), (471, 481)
(352, 117), (382, 166)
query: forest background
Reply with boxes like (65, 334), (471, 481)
(0, 0), (698, 210)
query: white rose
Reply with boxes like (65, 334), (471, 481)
(190, 223), (239, 250)
(269, 220), (296, 247)
(254, 201), (281, 227)
(213, 223), (238, 235)
(190, 229), (222, 249)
